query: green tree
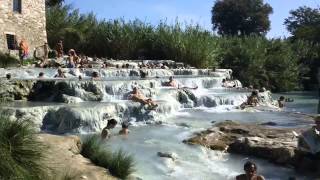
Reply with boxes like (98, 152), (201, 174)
(46, 0), (64, 8)
(284, 6), (320, 43)
(211, 0), (273, 36)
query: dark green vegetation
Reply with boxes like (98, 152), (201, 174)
(0, 116), (46, 180)
(211, 0), (273, 36)
(285, 6), (320, 43)
(81, 135), (135, 179)
(0, 52), (19, 68)
(44, 2), (320, 92)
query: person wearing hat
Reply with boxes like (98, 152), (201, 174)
(298, 116), (320, 154)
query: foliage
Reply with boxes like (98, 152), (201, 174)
(0, 52), (19, 68)
(46, 4), (319, 92)
(46, 5), (217, 68)
(46, 0), (64, 8)
(285, 6), (320, 43)
(81, 134), (135, 179)
(290, 40), (320, 89)
(211, 0), (273, 36)
(0, 116), (46, 180)
(216, 36), (299, 91)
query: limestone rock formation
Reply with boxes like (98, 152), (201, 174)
(0, 79), (34, 101)
(184, 120), (320, 175)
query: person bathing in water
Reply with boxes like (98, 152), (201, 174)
(54, 68), (66, 78)
(236, 161), (265, 180)
(128, 87), (158, 110)
(101, 119), (117, 139)
(165, 76), (198, 90)
(278, 96), (285, 108)
(119, 122), (130, 135)
(240, 90), (259, 109)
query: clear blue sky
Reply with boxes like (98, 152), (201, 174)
(64, 0), (320, 38)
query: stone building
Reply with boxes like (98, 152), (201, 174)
(0, 0), (47, 56)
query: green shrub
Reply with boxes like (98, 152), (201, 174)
(81, 134), (135, 179)
(0, 116), (46, 180)
(0, 52), (19, 68)
(47, 3), (319, 92)
(108, 149), (135, 179)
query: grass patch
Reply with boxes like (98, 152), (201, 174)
(81, 134), (135, 179)
(0, 52), (19, 68)
(0, 116), (47, 180)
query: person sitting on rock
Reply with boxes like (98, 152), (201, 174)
(54, 68), (66, 78)
(164, 76), (198, 90)
(101, 119), (118, 140)
(128, 87), (158, 110)
(119, 122), (130, 135)
(236, 161), (265, 180)
(240, 91), (259, 109)
(278, 96), (285, 108)
(298, 116), (320, 154)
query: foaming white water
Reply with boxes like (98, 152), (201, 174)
(3, 67), (309, 179)
(0, 68), (228, 80)
(107, 124), (303, 180)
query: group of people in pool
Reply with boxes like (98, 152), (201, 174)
(101, 119), (130, 139)
(239, 88), (293, 110)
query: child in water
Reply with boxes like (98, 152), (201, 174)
(119, 122), (130, 135)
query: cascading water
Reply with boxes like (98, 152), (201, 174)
(0, 67), (316, 179)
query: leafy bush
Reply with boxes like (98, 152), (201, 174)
(216, 36), (299, 91)
(81, 134), (135, 179)
(0, 116), (46, 180)
(0, 52), (19, 68)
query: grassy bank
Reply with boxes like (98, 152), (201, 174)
(0, 116), (46, 180)
(81, 134), (135, 179)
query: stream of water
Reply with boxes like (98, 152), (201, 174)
(105, 90), (317, 180)
(2, 68), (318, 180)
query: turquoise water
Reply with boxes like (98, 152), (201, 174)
(104, 91), (318, 180)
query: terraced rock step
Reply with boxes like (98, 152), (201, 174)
(183, 120), (320, 175)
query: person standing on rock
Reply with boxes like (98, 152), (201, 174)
(236, 161), (265, 180)
(55, 40), (64, 58)
(101, 119), (118, 139)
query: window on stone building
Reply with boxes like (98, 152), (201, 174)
(13, 0), (22, 13)
(6, 34), (17, 50)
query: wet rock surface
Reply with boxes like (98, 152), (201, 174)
(184, 120), (320, 175)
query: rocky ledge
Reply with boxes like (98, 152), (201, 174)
(38, 134), (116, 180)
(183, 120), (320, 175)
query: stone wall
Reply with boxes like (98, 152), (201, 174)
(0, 0), (47, 56)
